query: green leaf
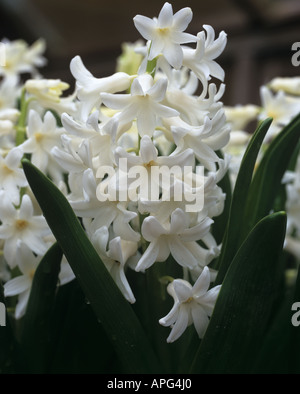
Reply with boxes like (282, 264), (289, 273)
(215, 118), (272, 284)
(243, 112), (300, 236)
(190, 211), (287, 374)
(22, 158), (161, 373)
(251, 288), (294, 374)
(20, 242), (62, 373)
(48, 280), (120, 374)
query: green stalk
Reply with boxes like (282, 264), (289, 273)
(146, 42), (158, 78)
(15, 89), (35, 146)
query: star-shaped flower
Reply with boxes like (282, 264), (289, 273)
(101, 73), (178, 137)
(133, 2), (196, 69)
(159, 266), (221, 342)
(136, 208), (217, 272)
(0, 193), (50, 268)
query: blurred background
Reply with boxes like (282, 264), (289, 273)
(0, 0), (300, 107)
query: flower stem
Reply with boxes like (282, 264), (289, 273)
(146, 43), (158, 78)
(15, 89), (35, 146)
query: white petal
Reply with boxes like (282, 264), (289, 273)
(147, 78), (168, 102)
(4, 237), (19, 268)
(152, 101), (179, 119)
(192, 266), (211, 296)
(133, 15), (156, 40)
(16, 242), (39, 276)
(141, 216), (167, 242)
(158, 2), (173, 28)
(180, 217), (213, 242)
(173, 279), (193, 302)
(130, 77), (145, 96)
(0, 194), (16, 222)
(159, 301), (179, 327)
(156, 238), (170, 262)
(112, 265), (136, 304)
(173, 7), (193, 31)
(101, 92), (130, 110)
(15, 290), (30, 319)
(70, 55), (93, 83)
(107, 236), (123, 264)
(58, 260), (75, 285)
(140, 135), (158, 163)
(172, 31), (197, 44)
(113, 212), (140, 242)
(163, 43), (183, 69)
(118, 103), (138, 125)
(27, 110), (43, 137)
(19, 195), (34, 221)
(170, 208), (189, 234)
(166, 305), (189, 343)
(191, 303), (209, 338)
(135, 240), (159, 272)
(31, 149), (48, 171)
(168, 237), (198, 268)
(44, 110), (57, 131)
(137, 109), (156, 137)
(4, 275), (31, 297)
(149, 38), (164, 60)
(199, 285), (221, 316)
(5, 147), (23, 168)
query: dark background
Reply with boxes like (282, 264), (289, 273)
(1, 0), (300, 107)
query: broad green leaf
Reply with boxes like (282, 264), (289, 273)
(243, 112), (300, 237)
(48, 280), (120, 374)
(252, 287), (294, 374)
(190, 211), (287, 374)
(20, 242), (62, 373)
(22, 158), (161, 373)
(214, 118), (272, 284)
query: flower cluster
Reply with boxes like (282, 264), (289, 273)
(0, 39), (75, 318)
(0, 3), (230, 341)
(224, 76), (300, 265)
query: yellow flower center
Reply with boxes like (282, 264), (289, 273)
(158, 27), (170, 36)
(35, 132), (44, 142)
(15, 219), (28, 231)
(267, 110), (279, 121)
(29, 269), (36, 280)
(2, 164), (13, 175)
(144, 160), (156, 169)
(185, 296), (194, 304)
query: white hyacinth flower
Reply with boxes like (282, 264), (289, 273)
(4, 242), (42, 319)
(0, 193), (51, 268)
(0, 3), (232, 342)
(182, 26), (227, 95)
(0, 147), (28, 204)
(18, 109), (64, 181)
(70, 55), (133, 119)
(259, 86), (300, 140)
(268, 76), (300, 96)
(136, 208), (216, 272)
(89, 226), (137, 303)
(159, 266), (221, 342)
(101, 73), (178, 137)
(133, 2), (196, 69)
(25, 78), (77, 115)
(4, 241), (74, 319)
(0, 38), (46, 81)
